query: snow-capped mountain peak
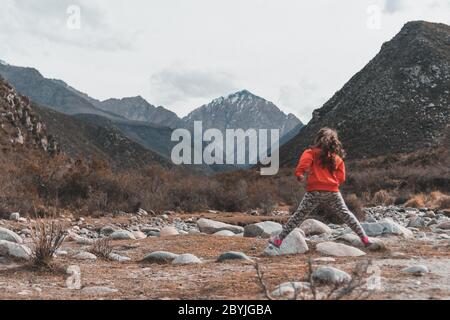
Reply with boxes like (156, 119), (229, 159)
(183, 89), (302, 137)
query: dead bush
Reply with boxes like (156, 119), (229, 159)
(427, 191), (450, 209)
(1, 141), (448, 215)
(345, 194), (366, 221)
(31, 221), (67, 269)
(89, 237), (113, 259)
(405, 191), (450, 210)
(404, 193), (426, 208)
(372, 190), (395, 206)
(254, 259), (374, 300)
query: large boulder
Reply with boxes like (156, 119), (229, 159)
(108, 253), (131, 262)
(316, 241), (366, 257)
(264, 228), (309, 256)
(337, 233), (384, 249)
(362, 218), (413, 238)
(0, 227), (23, 244)
(110, 230), (136, 240)
(244, 221), (282, 238)
(73, 251), (97, 261)
(159, 226), (179, 237)
(132, 231), (147, 240)
(436, 220), (450, 230)
(300, 219), (332, 235)
(197, 218), (243, 234)
(99, 225), (119, 236)
(271, 282), (311, 298)
(312, 266), (351, 285)
(407, 217), (426, 228)
(0, 240), (31, 260)
(217, 251), (252, 262)
(172, 253), (202, 265)
(402, 265), (429, 276)
(142, 251), (179, 264)
(213, 230), (236, 237)
(9, 212), (20, 221)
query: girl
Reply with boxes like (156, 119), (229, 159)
(270, 128), (380, 250)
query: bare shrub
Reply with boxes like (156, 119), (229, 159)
(276, 175), (305, 207)
(372, 190), (395, 206)
(254, 262), (275, 300)
(254, 259), (374, 300)
(405, 191), (450, 210)
(404, 193), (426, 208)
(31, 221), (67, 268)
(345, 193), (366, 221)
(427, 191), (450, 209)
(89, 237), (113, 259)
(1, 139), (448, 215)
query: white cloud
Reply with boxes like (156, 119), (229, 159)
(149, 64), (239, 108)
(278, 80), (329, 124)
(384, 0), (404, 13)
(0, 0), (136, 51)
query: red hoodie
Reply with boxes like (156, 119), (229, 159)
(295, 147), (345, 192)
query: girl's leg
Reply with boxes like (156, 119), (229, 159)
(278, 192), (320, 240)
(328, 192), (367, 239)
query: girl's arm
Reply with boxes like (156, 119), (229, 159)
(295, 149), (314, 178)
(336, 160), (346, 185)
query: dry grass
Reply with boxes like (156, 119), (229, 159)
(405, 191), (450, 210)
(89, 237), (113, 260)
(344, 194), (365, 220)
(372, 190), (395, 206)
(0, 143), (448, 216)
(30, 221), (67, 269)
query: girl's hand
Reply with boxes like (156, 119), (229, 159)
(297, 175), (304, 182)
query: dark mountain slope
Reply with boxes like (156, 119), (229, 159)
(281, 21), (450, 166)
(0, 64), (122, 119)
(96, 96), (181, 128)
(34, 106), (172, 170)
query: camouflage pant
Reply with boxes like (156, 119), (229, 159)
(279, 191), (367, 240)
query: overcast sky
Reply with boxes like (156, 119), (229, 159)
(0, 0), (449, 123)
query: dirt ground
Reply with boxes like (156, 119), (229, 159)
(0, 213), (449, 300)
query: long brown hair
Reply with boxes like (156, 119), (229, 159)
(313, 128), (345, 173)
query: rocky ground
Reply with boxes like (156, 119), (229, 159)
(0, 206), (449, 300)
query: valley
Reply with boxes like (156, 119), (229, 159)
(0, 18), (449, 302)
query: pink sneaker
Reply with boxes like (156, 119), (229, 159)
(361, 236), (370, 246)
(361, 236), (385, 251)
(269, 236), (283, 248)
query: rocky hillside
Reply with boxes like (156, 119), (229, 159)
(280, 21), (450, 166)
(96, 96), (181, 128)
(34, 106), (173, 170)
(0, 77), (57, 155)
(183, 90), (302, 137)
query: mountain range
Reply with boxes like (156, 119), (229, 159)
(182, 90), (301, 136)
(0, 62), (302, 171)
(1, 20), (448, 174)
